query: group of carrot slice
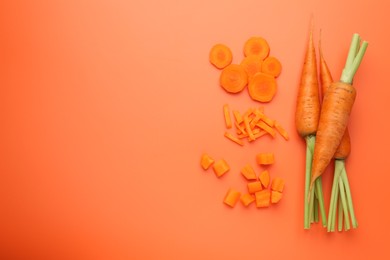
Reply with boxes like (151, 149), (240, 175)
(223, 104), (289, 146)
(200, 153), (285, 208)
(209, 37), (282, 102)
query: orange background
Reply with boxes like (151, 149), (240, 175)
(1, 0), (389, 259)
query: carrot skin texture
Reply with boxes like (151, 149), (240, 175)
(311, 82), (356, 185)
(295, 29), (321, 137)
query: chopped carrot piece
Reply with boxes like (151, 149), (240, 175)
(219, 64), (248, 94)
(271, 191), (283, 204)
(240, 55), (263, 82)
(223, 104), (232, 129)
(200, 153), (214, 170)
(223, 188), (241, 207)
(255, 190), (271, 208)
(224, 132), (244, 146)
(244, 114), (255, 141)
(271, 177), (285, 192)
(243, 37), (270, 60)
(233, 110), (243, 124)
(209, 43), (233, 69)
(212, 159), (230, 177)
(252, 130), (268, 140)
(261, 56), (282, 78)
(240, 193), (255, 207)
(248, 72), (277, 103)
(241, 164), (257, 180)
(256, 153), (275, 165)
(247, 181), (263, 194)
(259, 113), (275, 127)
(259, 170), (270, 188)
(274, 121), (289, 140)
(256, 121), (276, 137)
(235, 121), (247, 135)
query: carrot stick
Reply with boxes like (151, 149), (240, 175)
(209, 43), (233, 69)
(224, 132), (244, 146)
(223, 104), (232, 129)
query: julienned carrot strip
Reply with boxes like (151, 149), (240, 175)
(271, 177), (285, 192)
(212, 159), (230, 177)
(223, 104), (232, 129)
(271, 191), (283, 204)
(240, 193), (255, 207)
(224, 132), (244, 146)
(274, 121), (289, 141)
(255, 190), (271, 208)
(209, 43), (233, 69)
(233, 110), (244, 124)
(256, 153), (275, 165)
(235, 121), (246, 135)
(256, 121), (276, 137)
(259, 170), (270, 188)
(252, 130), (268, 140)
(200, 153), (215, 170)
(244, 114), (255, 141)
(241, 164), (257, 180)
(224, 188), (241, 207)
(259, 113), (275, 127)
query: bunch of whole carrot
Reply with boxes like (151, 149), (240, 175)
(295, 24), (368, 231)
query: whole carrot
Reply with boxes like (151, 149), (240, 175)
(295, 24), (326, 229)
(310, 34), (368, 188)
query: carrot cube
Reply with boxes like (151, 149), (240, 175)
(271, 177), (285, 192)
(200, 153), (215, 170)
(255, 190), (271, 208)
(224, 188), (241, 207)
(240, 193), (255, 207)
(259, 170), (270, 188)
(241, 164), (257, 180)
(256, 153), (275, 165)
(271, 191), (283, 204)
(247, 181), (263, 194)
(212, 159), (230, 177)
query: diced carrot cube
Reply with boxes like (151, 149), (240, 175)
(256, 153), (275, 165)
(271, 177), (285, 192)
(259, 170), (270, 188)
(200, 153), (214, 170)
(255, 190), (271, 208)
(247, 181), (263, 194)
(212, 159), (230, 177)
(271, 191), (283, 204)
(240, 193), (255, 207)
(224, 188), (241, 207)
(241, 164), (257, 180)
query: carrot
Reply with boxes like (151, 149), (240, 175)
(271, 191), (283, 204)
(295, 23), (326, 229)
(233, 110), (244, 124)
(240, 55), (263, 82)
(256, 121), (276, 137)
(224, 132), (244, 146)
(256, 153), (274, 165)
(271, 177), (285, 192)
(223, 188), (241, 207)
(247, 181), (263, 194)
(212, 159), (230, 177)
(241, 164), (257, 180)
(259, 170), (270, 188)
(255, 190), (271, 208)
(248, 72), (277, 102)
(200, 153), (214, 170)
(219, 64), (248, 93)
(243, 37), (270, 60)
(223, 104), (232, 129)
(319, 37), (358, 231)
(261, 56), (282, 78)
(209, 43), (233, 69)
(240, 193), (255, 207)
(274, 121), (289, 140)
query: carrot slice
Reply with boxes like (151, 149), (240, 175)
(224, 132), (244, 146)
(248, 72), (277, 103)
(247, 181), (263, 194)
(271, 177), (285, 192)
(255, 190), (271, 208)
(219, 64), (248, 94)
(209, 43), (233, 69)
(240, 55), (263, 82)
(243, 37), (270, 60)
(271, 191), (283, 204)
(256, 153), (275, 165)
(223, 104), (232, 129)
(212, 159), (230, 177)
(240, 193), (255, 207)
(223, 188), (241, 207)
(241, 164), (257, 180)
(200, 153), (214, 170)
(274, 121), (289, 140)
(261, 56), (282, 78)
(259, 170), (270, 188)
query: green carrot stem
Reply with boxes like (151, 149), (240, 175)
(304, 135), (315, 229)
(338, 196), (343, 232)
(338, 177), (351, 230)
(341, 165), (358, 228)
(315, 177), (327, 227)
(314, 196), (319, 223)
(328, 160), (342, 232)
(331, 183), (339, 232)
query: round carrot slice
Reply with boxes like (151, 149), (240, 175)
(243, 37), (270, 60)
(262, 56), (282, 77)
(219, 64), (248, 93)
(209, 43), (233, 69)
(240, 55), (263, 82)
(248, 72), (277, 102)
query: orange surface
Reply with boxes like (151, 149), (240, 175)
(1, 0), (390, 259)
